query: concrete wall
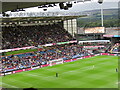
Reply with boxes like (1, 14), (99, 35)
(64, 19), (77, 37)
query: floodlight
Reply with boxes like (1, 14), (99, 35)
(59, 3), (64, 9)
(98, 0), (103, 4)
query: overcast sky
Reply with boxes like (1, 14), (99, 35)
(23, 0), (119, 13)
(6, 0), (119, 14)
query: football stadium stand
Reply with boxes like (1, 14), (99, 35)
(1, 44), (90, 73)
(110, 43), (120, 53)
(1, 0), (119, 77)
(2, 23), (75, 49)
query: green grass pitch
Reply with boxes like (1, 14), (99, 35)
(0, 55), (118, 88)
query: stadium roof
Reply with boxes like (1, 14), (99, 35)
(1, 0), (90, 24)
(1, 15), (87, 23)
(2, 0), (91, 12)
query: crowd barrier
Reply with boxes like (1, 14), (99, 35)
(0, 53), (118, 76)
(0, 40), (77, 53)
(0, 46), (35, 53)
(100, 53), (117, 56)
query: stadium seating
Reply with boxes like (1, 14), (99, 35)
(1, 44), (91, 72)
(110, 43), (120, 53)
(2, 24), (75, 49)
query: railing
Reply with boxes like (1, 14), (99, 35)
(0, 40), (77, 53)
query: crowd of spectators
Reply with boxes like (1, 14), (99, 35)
(1, 44), (91, 72)
(2, 24), (75, 49)
(111, 43), (120, 52)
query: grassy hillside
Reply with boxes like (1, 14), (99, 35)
(77, 8), (119, 27)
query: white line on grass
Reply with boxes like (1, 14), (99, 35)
(2, 82), (18, 88)
(2, 76), (32, 88)
(11, 78), (32, 86)
(23, 73), (53, 79)
(61, 65), (96, 75)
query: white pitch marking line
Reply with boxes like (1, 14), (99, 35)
(2, 82), (18, 88)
